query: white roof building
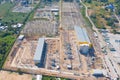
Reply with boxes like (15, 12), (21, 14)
(18, 35), (24, 40)
(37, 75), (42, 80)
(17, 23), (23, 28)
(33, 38), (45, 64)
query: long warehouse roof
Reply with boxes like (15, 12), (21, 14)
(33, 38), (45, 61)
(74, 26), (90, 43)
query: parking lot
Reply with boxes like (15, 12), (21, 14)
(107, 33), (120, 54)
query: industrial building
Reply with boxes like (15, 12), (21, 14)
(74, 26), (91, 45)
(74, 26), (91, 54)
(33, 38), (45, 64)
(92, 69), (104, 76)
(51, 8), (59, 12)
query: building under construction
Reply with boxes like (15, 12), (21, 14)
(74, 26), (91, 54)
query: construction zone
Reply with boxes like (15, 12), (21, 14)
(3, 0), (108, 80)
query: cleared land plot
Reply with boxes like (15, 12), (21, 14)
(22, 20), (58, 37)
(0, 71), (32, 80)
(60, 30), (89, 73)
(10, 39), (38, 68)
(61, 2), (88, 73)
(45, 38), (60, 70)
(61, 2), (84, 29)
(61, 1), (103, 74)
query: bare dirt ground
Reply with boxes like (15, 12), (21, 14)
(10, 39), (38, 68)
(0, 71), (32, 80)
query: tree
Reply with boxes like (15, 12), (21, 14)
(90, 14), (96, 19)
(99, 0), (108, 2)
(107, 18), (114, 26)
(115, 0), (120, 15)
(84, 0), (92, 3)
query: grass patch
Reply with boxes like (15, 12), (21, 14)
(0, 2), (14, 18)
(109, 0), (115, 3)
(42, 75), (70, 80)
(80, 5), (92, 28)
(2, 12), (28, 23)
(0, 2), (28, 24)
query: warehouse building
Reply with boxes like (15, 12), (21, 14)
(74, 26), (91, 54)
(92, 69), (104, 77)
(74, 26), (91, 45)
(33, 38), (45, 66)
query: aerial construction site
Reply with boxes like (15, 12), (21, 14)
(3, 0), (118, 80)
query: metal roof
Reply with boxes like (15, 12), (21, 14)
(93, 69), (103, 74)
(33, 38), (45, 62)
(51, 9), (59, 11)
(37, 75), (42, 80)
(18, 35), (24, 40)
(74, 26), (90, 43)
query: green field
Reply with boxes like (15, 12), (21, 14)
(0, 2), (14, 18)
(80, 5), (92, 28)
(42, 75), (70, 80)
(0, 2), (29, 24)
(109, 0), (115, 3)
(2, 12), (28, 23)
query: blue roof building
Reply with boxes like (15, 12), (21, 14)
(105, 4), (114, 11)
